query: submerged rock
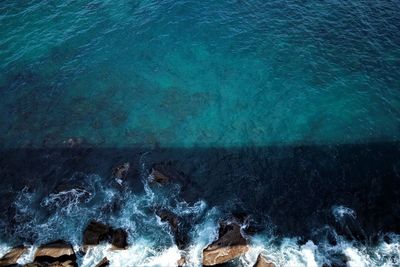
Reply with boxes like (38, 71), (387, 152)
(148, 164), (186, 185)
(83, 221), (112, 247)
(112, 162), (130, 180)
(0, 245), (27, 266)
(202, 221), (249, 266)
(156, 209), (188, 249)
(253, 254), (275, 267)
(111, 228), (128, 250)
(149, 168), (170, 184)
(95, 257), (110, 267)
(32, 240), (76, 267)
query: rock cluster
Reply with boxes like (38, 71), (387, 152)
(0, 163), (279, 267)
(83, 220), (128, 250)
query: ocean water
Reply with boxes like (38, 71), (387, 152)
(1, 0), (400, 266)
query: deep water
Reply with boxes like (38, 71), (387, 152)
(1, 0), (400, 266)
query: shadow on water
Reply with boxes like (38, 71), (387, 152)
(0, 142), (399, 243)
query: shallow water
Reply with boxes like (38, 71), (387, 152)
(1, 0), (400, 266)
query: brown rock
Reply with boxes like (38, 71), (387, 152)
(202, 221), (249, 266)
(83, 221), (112, 246)
(253, 254), (275, 267)
(112, 162), (130, 179)
(111, 228), (128, 249)
(0, 245), (27, 266)
(95, 257), (110, 267)
(33, 240), (76, 267)
(177, 256), (186, 267)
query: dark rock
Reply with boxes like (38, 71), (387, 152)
(202, 221), (248, 266)
(148, 164), (186, 185)
(148, 168), (170, 184)
(83, 221), (112, 247)
(33, 240), (76, 267)
(156, 209), (188, 249)
(95, 257), (110, 267)
(111, 229), (128, 250)
(253, 254), (275, 267)
(0, 245), (27, 266)
(112, 162), (130, 180)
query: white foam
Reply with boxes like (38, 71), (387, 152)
(332, 205), (356, 220)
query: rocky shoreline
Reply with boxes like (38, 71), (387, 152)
(0, 162), (276, 267)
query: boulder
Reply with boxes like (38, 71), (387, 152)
(111, 229), (128, 249)
(0, 245), (27, 266)
(112, 162), (130, 180)
(253, 254), (275, 267)
(95, 257), (110, 267)
(177, 256), (186, 267)
(148, 168), (170, 184)
(202, 221), (248, 266)
(148, 164), (186, 185)
(83, 221), (112, 246)
(156, 209), (188, 249)
(33, 240), (76, 267)
(83, 221), (128, 251)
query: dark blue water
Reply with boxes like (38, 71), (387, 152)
(1, 0), (400, 266)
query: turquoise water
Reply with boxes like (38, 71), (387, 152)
(1, 0), (400, 148)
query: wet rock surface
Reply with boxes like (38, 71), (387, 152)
(202, 221), (249, 266)
(111, 228), (128, 250)
(94, 257), (110, 267)
(112, 162), (130, 180)
(156, 209), (189, 249)
(253, 254), (275, 267)
(177, 256), (186, 267)
(148, 164), (187, 186)
(31, 240), (77, 267)
(83, 221), (112, 246)
(0, 245), (27, 266)
(82, 220), (128, 251)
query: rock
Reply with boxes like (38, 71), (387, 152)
(177, 256), (186, 267)
(0, 245), (27, 266)
(156, 209), (188, 249)
(202, 221), (249, 266)
(33, 240), (76, 267)
(112, 162), (130, 180)
(148, 168), (170, 184)
(111, 229), (128, 249)
(83, 221), (129, 251)
(83, 221), (112, 247)
(95, 257), (110, 267)
(253, 254), (275, 267)
(148, 164), (186, 185)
